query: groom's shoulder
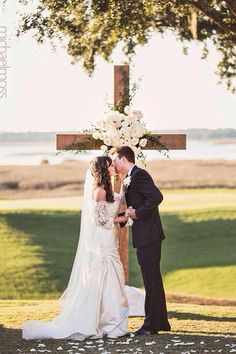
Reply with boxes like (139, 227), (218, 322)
(132, 167), (152, 179)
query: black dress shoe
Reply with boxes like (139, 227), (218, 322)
(134, 328), (151, 335)
(134, 327), (159, 336)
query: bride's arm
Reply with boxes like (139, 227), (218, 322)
(113, 213), (128, 224)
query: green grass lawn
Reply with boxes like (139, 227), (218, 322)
(0, 189), (235, 353)
(0, 300), (236, 354)
(0, 189), (235, 300)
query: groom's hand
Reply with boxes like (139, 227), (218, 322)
(127, 207), (138, 220)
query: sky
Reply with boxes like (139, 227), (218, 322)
(0, 1), (236, 133)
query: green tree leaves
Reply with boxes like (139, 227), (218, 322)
(15, 0), (236, 92)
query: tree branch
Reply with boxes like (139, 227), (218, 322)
(224, 0), (236, 18)
(189, 0), (235, 33)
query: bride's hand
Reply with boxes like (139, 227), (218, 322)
(125, 208), (131, 217)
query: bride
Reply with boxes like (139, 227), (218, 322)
(22, 156), (136, 341)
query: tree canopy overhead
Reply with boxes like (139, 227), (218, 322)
(16, 0), (236, 92)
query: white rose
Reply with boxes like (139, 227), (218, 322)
(139, 138), (148, 147)
(119, 113), (126, 121)
(112, 136), (123, 147)
(98, 132), (105, 140)
(115, 120), (122, 128)
(121, 119), (130, 128)
(104, 137), (112, 146)
(131, 137), (139, 146)
(110, 147), (117, 154)
(136, 128), (145, 138)
(132, 110), (143, 119)
(92, 131), (100, 140)
(105, 114), (116, 127)
(119, 137), (125, 145)
(124, 140), (132, 148)
(119, 128), (127, 137)
(95, 120), (104, 128)
(124, 106), (131, 115)
(130, 126), (142, 138)
(101, 145), (108, 152)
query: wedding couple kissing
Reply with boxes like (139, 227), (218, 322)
(22, 145), (171, 341)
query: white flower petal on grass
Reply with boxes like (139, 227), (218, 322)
(96, 339), (104, 343)
(38, 344), (46, 347)
(78, 349), (85, 352)
(174, 342), (195, 346)
(145, 341), (156, 346)
(56, 346), (63, 351)
(214, 340), (220, 342)
(171, 339), (181, 343)
(200, 341), (205, 344)
(230, 350), (236, 353)
(30, 350), (36, 352)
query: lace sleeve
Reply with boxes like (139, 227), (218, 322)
(95, 201), (115, 229)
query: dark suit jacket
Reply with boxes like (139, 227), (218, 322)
(125, 165), (165, 248)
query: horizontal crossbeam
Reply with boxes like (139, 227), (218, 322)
(56, 133), (186, 151)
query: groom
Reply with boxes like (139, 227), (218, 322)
(113, 146), (171, 335)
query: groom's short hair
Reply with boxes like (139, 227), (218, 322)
(116, 146), (135, 163)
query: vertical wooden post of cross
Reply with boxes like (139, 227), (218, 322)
(113, 65), (129, 283)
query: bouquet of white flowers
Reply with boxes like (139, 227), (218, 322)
(92, 105), (149, 163)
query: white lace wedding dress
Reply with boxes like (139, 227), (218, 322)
(22, 174), (144, 341)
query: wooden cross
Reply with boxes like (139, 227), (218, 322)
(56, 65), (186, 283)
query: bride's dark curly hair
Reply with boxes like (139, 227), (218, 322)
(90, 156), (114, 203)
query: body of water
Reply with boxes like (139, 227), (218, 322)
(0, 140), (235, 165)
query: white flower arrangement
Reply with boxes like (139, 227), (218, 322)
(91, 105), (149, 163)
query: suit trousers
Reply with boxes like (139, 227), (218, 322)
(136, 241), (171, 331)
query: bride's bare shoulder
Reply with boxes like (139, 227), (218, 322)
(92, 186), (107, 202)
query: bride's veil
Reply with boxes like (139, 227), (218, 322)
(59, 168), (96, 306)
(58, 167), (145, 318)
